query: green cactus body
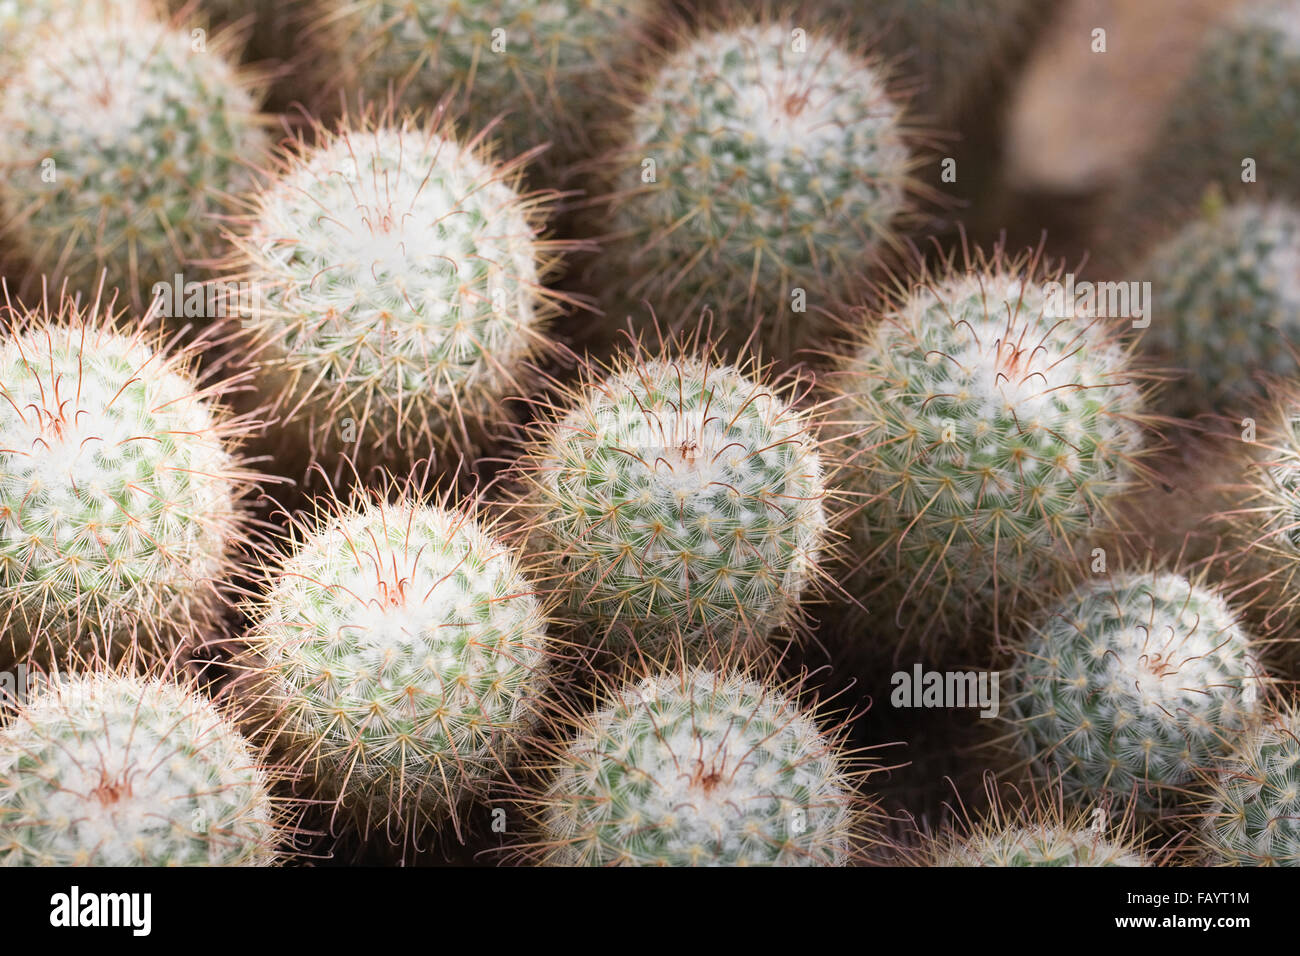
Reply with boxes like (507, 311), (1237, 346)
(1201, 706), (1300, 866)
(0, 673), (277, 866)
(832, 264), (1147, 648)
(1009, 571), (1265, 813)
(0, 12), (266, 307)
(0, 305), (243, 666)
(940, 826), (1145, 867)
(232, 121), (556, 478)
(516, 351), (827, 659)
(244, 498), (551, 835)
(598, 20), (912, 360)
(530, 668), (859, 866)
(312, 0), (650, 174)
(1141, 199), (1300, 416)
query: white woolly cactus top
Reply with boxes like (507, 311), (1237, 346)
(0, 320), (237, 661)
(836, 266), (1147, 642)
(940, 825), (1146, 867)
(537, 669), (858, 866)
(239, 123), (549, 463)
(247, 499), (551, 825)
(523, 355), (827, 654)
(1010, 571), (1265, 811)
(0, 673), (277, 866)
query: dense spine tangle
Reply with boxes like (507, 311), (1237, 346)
(309, 0), (651, 175)
(829, 256), (1150, 650)
(0, 10), (266, 307)
(522, 667), (865, 866)
(1140, 198), (1300, 417)
(1007, 571), (1265, 813)
(0, 296), (251, 667)
(0, 672), (278, 865)
(229, 117), (561, 482)
(595, 19), (913, 360)
(1199, 705), (1300, 866)
(936, 825), (1146, 867)
(240, 493), (552, 844)
(514, 344), (829, 660)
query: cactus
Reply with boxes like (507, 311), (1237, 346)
(240, 490), (553, 845)
(513, 340), (829, 660)
(936, 824), (1146, 867)
(0, 294), (251, 668)
(0, 10), (267, 308)
(1125, 0), (1300, 224)
(518, 665), (867, 866)
(593, 18), (914, 361)
(1007, 570), (1266, 813)
(0, 671), (278, 865)
(307, 0), (652, 177)
(829, 253), (1151, 650)
(228, 116), (563, 482)
(1139, 197), (1300, 417)
(1199, 704), (1300, 866)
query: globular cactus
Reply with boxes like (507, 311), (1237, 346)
(227, 115), (562, 483)
(0, 672), (279, 865)
(517, 665), (869, 866)
(239, 490), (553, 848)
(0, 9), (267, 308)
(593, 17), (915, 361)
(0, 0), (126, 81)
(1140, 197), (1300, 417)
(1007, 570), (1266, 814)
(513, 340), (829, 661)
(0, 294), (253, 668)
(307, 0), (653, 177)
(1123, 0), (1300, 225)
(1198, 704), (1300, 866)
(934, 822), (1146, 867)
(829, 253), (1152, 651)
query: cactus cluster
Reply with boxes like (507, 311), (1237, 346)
(521, 666), (864, 866)
(0, 672), (278, 866)
(1007, 571), (1265, 813)
(228, 117), (560, 481)
(830, 256), (1149, 650)
(0, 296), (248, 668)
(1140, 198), (1300, 417)
(514, 343), (828, 660)
(594, 18), (913, 360)
(0, 8), (266, 307)
(241, 493), (552, 841)
(1199, 704), (1300, 866)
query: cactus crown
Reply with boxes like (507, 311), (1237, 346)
(1200, 704), (1300, 866)
(832, 254), (1150, 647)
(1009, 570), (1265, 812)
(515, 341), (829, 658)
(0, 672), (278, 865)
(0, 295), (247, 666)
(232, 115), (560, 475)
(601, 17), (912, 357)
(243, 490), (551, 838)
(525, 666), (865, 866)
(1142, 199), (1300, 416)
(940, 824), (1145, 867)
(0, 10), (265, 307)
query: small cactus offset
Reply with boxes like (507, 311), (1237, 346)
(513, 339), (829, 660)
(240, 489), (553, 847)
(935, 823), (1146, 867)
(1140, 197), (1300, 417)
(0, 9), (267, 308)
(307, 0), (652, 176)
(0, 295), (253, 668)
(829, 252), (1152, 651)
(518, 665), (869, 866)
(593, 16), (914, 360)
(227, 114), (563, 482)
(0, 672), (279, 866)
(1007, 570), (1266, 813)
(1198, 704), (1300, 866)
